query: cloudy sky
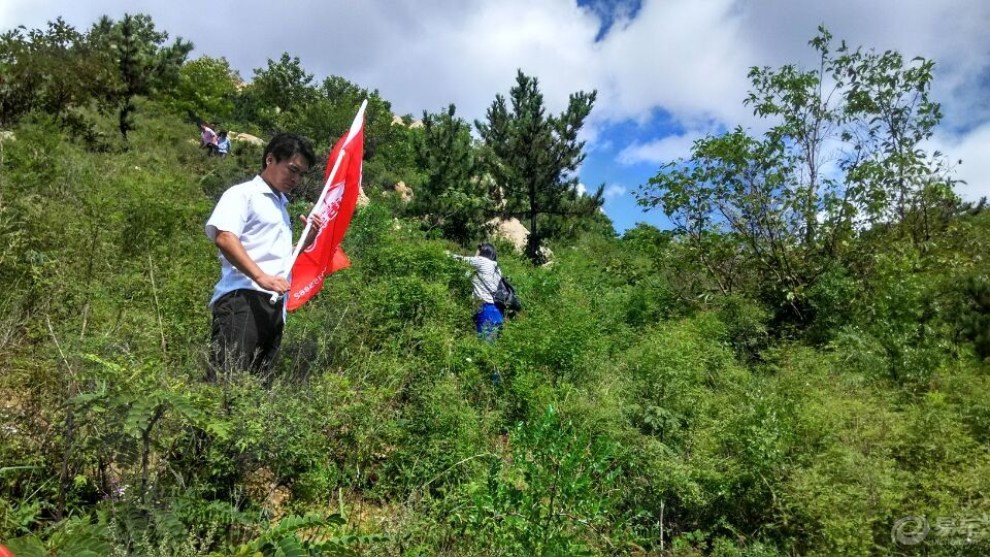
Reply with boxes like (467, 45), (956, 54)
(3, 0), (988, 232)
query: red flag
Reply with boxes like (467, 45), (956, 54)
(286, 101), (366, 311)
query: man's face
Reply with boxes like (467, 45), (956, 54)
(264, 153), (310, 194)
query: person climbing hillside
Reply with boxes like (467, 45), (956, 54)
(448, 242), (504, 341)
(216, 130), (231, 157)
(199, 121), (218, 155)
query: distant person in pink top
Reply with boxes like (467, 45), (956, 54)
(199, 121), (218, 155)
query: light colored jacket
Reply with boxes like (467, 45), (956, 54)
(450, 254), (501, 304)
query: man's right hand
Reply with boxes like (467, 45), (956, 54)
(215, 231), (290, 295)
(255, 273), (290, 294)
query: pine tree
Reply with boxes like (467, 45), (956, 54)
(88, 14), (192, 141)
(412, 104), (489, 244)
(477, 70), (602, 263)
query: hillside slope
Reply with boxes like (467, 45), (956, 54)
(2, 102), (990, 556)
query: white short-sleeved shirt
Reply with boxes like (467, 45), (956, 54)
(205, 175), (292, 306)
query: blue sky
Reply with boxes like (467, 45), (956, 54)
(3, 0), (988, 234)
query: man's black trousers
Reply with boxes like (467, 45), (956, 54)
(209, 289), (284, 381)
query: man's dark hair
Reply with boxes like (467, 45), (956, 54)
(262, 133), (316, 170)
(478, 242), (497, 261)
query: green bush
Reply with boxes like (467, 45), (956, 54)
(452, 406), (624, 556)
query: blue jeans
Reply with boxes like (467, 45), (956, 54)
(475, 303), (504, 342)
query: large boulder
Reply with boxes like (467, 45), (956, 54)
(487, 217), (528, 252)
(229, 132), (265, 146)
(485, 216), (553, 261)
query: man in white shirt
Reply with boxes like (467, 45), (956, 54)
(205, 133), (316, 380)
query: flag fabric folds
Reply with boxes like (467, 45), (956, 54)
(286, 100), (366, 311)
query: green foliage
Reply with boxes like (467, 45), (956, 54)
(715, 295), (771, 361)
(621, 314), (743, 448)
(477, 70), (603, 263)
(231, 512), (378, 556)
(638, 26), (958, 326)
(0, 18), (115, 128)
(803, 264), (858, 344)
(242, 53), (315, 127)
(6, 515), (110, 557)
(955, 273), (990, 359)
(410, 103), (491, 244)
(2, 16), (988, 557)
(167, 55), (241, 123)
(88, 13), (193, 140)
(453, 406), (623, 556)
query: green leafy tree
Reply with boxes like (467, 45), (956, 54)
(835, 37), (959, 244)
(0, 18), (114, 128)
(318, 76), (408, 168)
(638, 26), (957, 321)
(410, 104), (490, 244)
(88, 13), (192, 141)
(745, 26), (957, 245)
(236, 52), (315, 133)
(252, 52), (315, 113)
(167, 55), (240, 123)
(283, 75), (397, 157)
(363, 111), (421, 193)
(477, 70), (603, 262)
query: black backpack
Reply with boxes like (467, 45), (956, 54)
(487, 265), (522, 315)
(493, 276), (522, 315)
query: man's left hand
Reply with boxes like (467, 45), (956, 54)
(299, 214), (327, 229)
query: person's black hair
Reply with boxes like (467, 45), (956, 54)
(262, 133), (316, 170)
(478, 242), (497, 261)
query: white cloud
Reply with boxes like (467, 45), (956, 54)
(594, 0), (754, 126)
(618, 133), (698, 165)
(604, 184), (628, 199)
(933, 124), (990, 202)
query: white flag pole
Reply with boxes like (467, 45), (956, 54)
(270, 99), (368, 306)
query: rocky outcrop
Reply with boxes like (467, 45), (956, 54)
(229, 132), (264, 146)
(485, 216), (553, 261)
(487, 217), (528, 252)
(391, 114), (423, 129)
(393, 181), (414, 202)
